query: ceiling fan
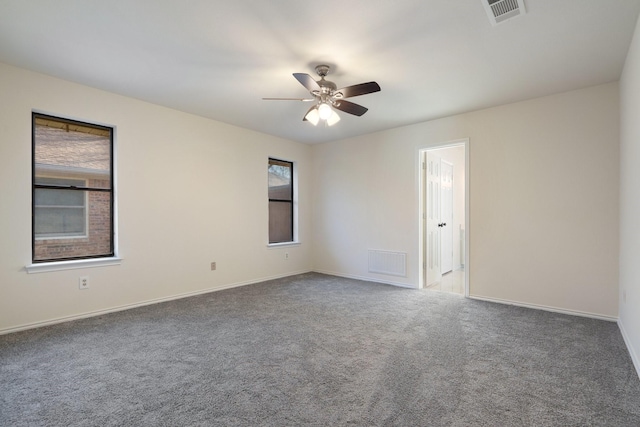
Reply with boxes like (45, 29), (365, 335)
(263, 65), (381, 126)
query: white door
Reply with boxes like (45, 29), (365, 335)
(440, 160), (453, 274)
(425, 151), (442, 286)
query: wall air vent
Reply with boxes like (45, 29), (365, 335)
(368, 250), (407, 277)
(482, 0), (526, 26)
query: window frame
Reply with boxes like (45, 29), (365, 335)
(32, 112), (115, 263)
(268, 157), (295, 245)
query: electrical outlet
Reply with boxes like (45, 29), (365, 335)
(211, 262), (216, 271)
(285, 252), (289, 260)
(79, 276), (89, 290)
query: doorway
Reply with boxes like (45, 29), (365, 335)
(419, 141), (469, 296)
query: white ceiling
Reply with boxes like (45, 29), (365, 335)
(1, 0), (639, 144)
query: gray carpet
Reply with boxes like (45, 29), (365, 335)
(1, 273), (639, 426)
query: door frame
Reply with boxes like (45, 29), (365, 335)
(418, 139), (470, 296)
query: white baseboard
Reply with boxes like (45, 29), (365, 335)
(618, 319), (640, 380)
(312, 269), (416, 289)
(0, 269), (313, 336)
(468, 294), (618, 322)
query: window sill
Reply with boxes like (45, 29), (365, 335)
(25, 257), (123, 274)
(267, 241), (301, 248)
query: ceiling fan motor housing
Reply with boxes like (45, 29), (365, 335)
(314, 65), (337, 96)
(318, 80), (337, 90)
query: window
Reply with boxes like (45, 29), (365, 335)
(35, 177), (87, 238)
(32, 113), (114, 262)
(268, 158), (294, 244)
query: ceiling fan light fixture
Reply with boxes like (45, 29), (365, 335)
(318, 102), (332, 120)
(326, 110), (341, 126)
(304, 107), (320, 126)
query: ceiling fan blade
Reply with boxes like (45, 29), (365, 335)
(333, 100), (368, 116)
(335, 81), (381, 98)
(262, 97), (315, 101)
(293, 73), (321, 92)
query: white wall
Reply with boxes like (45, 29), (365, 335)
(0, 59), (624, 332)
(312, 82), (620, 318)
(619, 14), (640, 375)
(0, 62), (313, 333)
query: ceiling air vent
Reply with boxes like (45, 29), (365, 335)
(482, 0), (526, 25)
